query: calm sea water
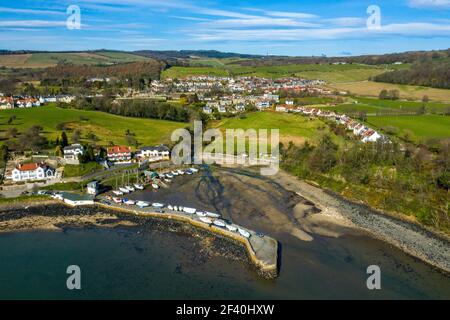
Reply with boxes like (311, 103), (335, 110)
(0, 227), (449, 300)
(1, 170), (449, 299)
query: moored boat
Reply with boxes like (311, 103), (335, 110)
(189, 167), (199, 173)
(166, 173), (174, 179)
(164, 178), (172, 183)
(177, 170), (185, 175)
(112, 190), (123, 196)
(167, 205), (174, 210)
(199, 217), (213, 225)
(174, 206), (178, 211)
(123, 199), (135, 206)
(213, 219), (226, 228)
(134, 184), (144, 190)
(171, 171), (179, 176)
(226, 224), (238, 232)
(113, 197), (122, 204)
(205, 211), (221, 218)
(119, 187), (130, 194)
(136, 201), (149, 208)
(196, 211), (207, 217)
(152, 183), (159, 189)
(238, 228), (251, 238)
(152, 203), (164, 208)
(126, 186), (135, 192)
(183, 207), (197, 214)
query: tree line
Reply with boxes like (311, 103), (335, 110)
(73, 97), (191, 123)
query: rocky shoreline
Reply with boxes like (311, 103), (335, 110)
(272, 169), (450, 274)
(0, 201), (257, 276)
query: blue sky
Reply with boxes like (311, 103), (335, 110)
(1, 0), (449, 56)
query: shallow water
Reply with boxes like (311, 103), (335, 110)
(0, 168), (449, 299)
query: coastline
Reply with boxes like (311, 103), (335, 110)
(0, 200), (277, 279)
(272, 169), (450, 274)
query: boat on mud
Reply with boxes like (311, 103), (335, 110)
(196, 211), (207, 217)
(113, 197), (122, 204)
(136, 201), (149, 208)
(123, 199), (136, 206)
(152, 203), (164, 208)
(205, 212), (221, 218)
(112, 190), (124, 196)
(199, 217), (213, 225)
(189, 167), (199, 173)
(213, 219), (226, 228)
(119, 187), (130, 194)
(152, 183), (159, 189)
(238, 228), (251, 238)
(183, 207), (197, 214)
(134, 184), (144, 190)
(226, 224), (238, 232)
(167, 205), (174, 210)
(125, 186), (135, 192)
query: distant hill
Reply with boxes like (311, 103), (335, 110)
(0, 50), (151, 68)
(133, 50), (263, 61)
(373, 59), (450, 89)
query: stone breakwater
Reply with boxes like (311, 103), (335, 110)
(0, 201), (279, 279)
(96, 201), (279, 279)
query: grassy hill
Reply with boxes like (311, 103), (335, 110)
(211, 112), (340, 146)
(0, 106), (186, 148)
(0, 51), (151, 68)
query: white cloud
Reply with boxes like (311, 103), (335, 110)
(0, 7), (64, 15)
(199, 18), (320, 28)
(0, 20), (67, 27)
(408, 0), (450, 8)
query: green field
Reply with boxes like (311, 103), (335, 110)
(0, 51), (150, 68)
(63, 162), (103, 178)
(0, 106), (186, 148)
(367, 115), (450, 139)
(212, 112), (336, 146)
(161, 63), (387, 82)
(162, 66), (230, 79)
(321, 97), (450, 115)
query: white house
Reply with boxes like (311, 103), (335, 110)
(86, 181), (99, 196)
(362, 131), (382, 143)
(137, 145), (170, 162)
(218, 105), (227, 113)
(275, 105), (287, 112)
(203, 106), (213, 114)
(256, 101), (270, 110)
(11, 163), (55, 182)
(286, 100), (294, 105)
(63, 144), (84, 164)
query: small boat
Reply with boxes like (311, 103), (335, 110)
(196, 211), (207, 217)
(112, 190), (123, 196)
(152, 183), (159, 189)
(199, 217), (213, 225)
(166, 173), (174, 179)
(177, 170), (185, 175)
(113, 197), (122, 204)
(164, 178), (172, 183)
(238, 228), (251, 238)
(119, 187), (130, 194)
(152, 203), (164, 208)
(183, 207), (197, 214)
(226, 225), (238, 232)
(185, 170), (193, 175)
(126, 186), (135, 192)
(174, 206), (178, 211)
(189, 167), (199, 173)
(213, 219), (226, 228)
(171, 171), (179, 176)
(205, 212), (221, 218)
(134, 184), (144, 190)
(123, 199), (136, 206)
(136, 201), (149, 208)
(167, 205), (174, 210)
(179, 206), (184, 212)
